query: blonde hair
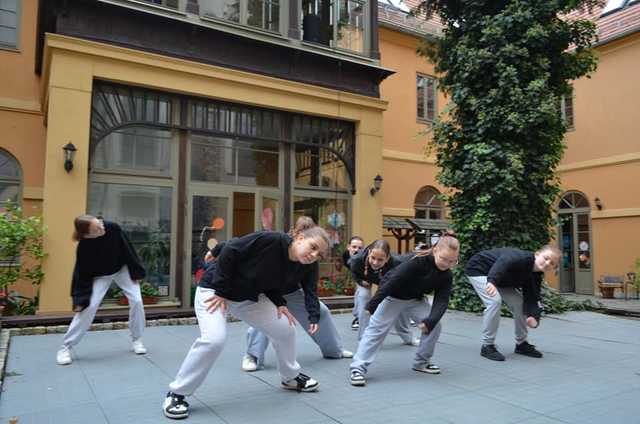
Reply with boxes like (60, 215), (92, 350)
(414, 230), (459, 258)
(536, 245), (561, 258)
(298, 226), (331, 258)
(289, 216), (316, 236)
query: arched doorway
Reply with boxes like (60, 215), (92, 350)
(558, 191), (593, 294)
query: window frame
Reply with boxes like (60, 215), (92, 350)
(414, 186), (444, 221)
(0, 148), (22, 208)
(0, 0), (20, 51)
(200, 0), (288, 36)
(560, 86), (575, 131)
(416, 73), (437, 123)
(300, 0), (370, 56)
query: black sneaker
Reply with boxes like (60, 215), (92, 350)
(481, 344), (505, 361)
(281, 373), (319, 392)
(163, 391), (189, 419)
(515, 341), (543, 358)
(351, 318), (359, 330)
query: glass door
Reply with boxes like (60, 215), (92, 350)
(559, 213), (575, 293)
(258, 190), (283, 231)
(186, 191), (232, 304)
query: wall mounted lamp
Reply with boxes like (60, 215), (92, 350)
(370, 174), (383, 196)
(63, 142), (77, 173)
(594, 197), (603, 210)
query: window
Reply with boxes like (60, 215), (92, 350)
(0, 148), (21, 207)
(560, 87), (574, 130)
(414, 186), (444, 220)
(601, 0), (627, 15)
(92, 127), (173, 176)
(0, 0), (19, 49)
(201, 0), (282, 33)
(90, 122), (176, 299)
(417, 74), (437, 122)
(559, 192), (589, 209)
(301, 0), (368, 55)
(190, 135), (280, 187)
(141, 0), (180, 8)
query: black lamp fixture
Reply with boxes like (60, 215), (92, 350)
(370, 174), (383, 196)
(62, 142), (77, 173)
(594, 197), (603, 210)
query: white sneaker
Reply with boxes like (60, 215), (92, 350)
(341, 350), (354, 359)
(241, 355), (258, 372)
(56, 345), (72, 365)
(403, 337), (420, 347)
(132, 338), (147, 355)
(412, 361), (441, 374)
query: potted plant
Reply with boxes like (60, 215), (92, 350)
(317, 276), (336, 297)
(0, 202), (45, 315)
(113, 282), (160, 305)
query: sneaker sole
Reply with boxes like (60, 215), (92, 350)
(350, 379), (366, 386)
(515, 352), (543, 358)
(481, 352), (505, 361)
(163, 410), (189, 420)
(56, 360), (72, 366)
(281, 383), (319, 392)
(412, 367), (441, 374)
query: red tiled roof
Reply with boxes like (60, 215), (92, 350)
(566, 2), (640, 45)
(379, 1), (640, 44)
(378, 0), (444, 37)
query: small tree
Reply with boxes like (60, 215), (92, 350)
(0, 202), (46, 311)
(414, 0), (601, 312)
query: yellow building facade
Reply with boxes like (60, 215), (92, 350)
(377, 2), (640, 295)
(2, 0), (390, 314)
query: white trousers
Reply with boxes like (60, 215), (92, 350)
(63, 265), (145, 347)
(169, 287), (301, 396)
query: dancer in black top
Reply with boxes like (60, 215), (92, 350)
(56, 215), (147, 366)
(465, 246), (560, 361)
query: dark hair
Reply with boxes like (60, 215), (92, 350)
(364, 239), (391, 278)
(368, 239), (390, 257)
(73, 214), (96, 242)
(349, 236), (364, 244)
(414, 230), (459, 258)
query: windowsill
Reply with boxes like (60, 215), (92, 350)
(199, 15), (289, 42)
(300, 40), (370, 62)
(114, 0), (187, 16)
(417, 118), (435, 125)
(294, 185), (351, 194)
(0, 46), (20, 53)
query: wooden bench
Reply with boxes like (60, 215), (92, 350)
(597, 275), (624, 299)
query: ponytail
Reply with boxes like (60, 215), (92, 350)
(414, 230), (459, 258)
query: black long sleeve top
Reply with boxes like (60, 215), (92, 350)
(348, 248), (413, 286)
(199, 231), (298, 307)
(71, 221), (146, 310)
(465, 248), (543, 320)
(284, 262), (321, 324)
(367, 254), (452, 331)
